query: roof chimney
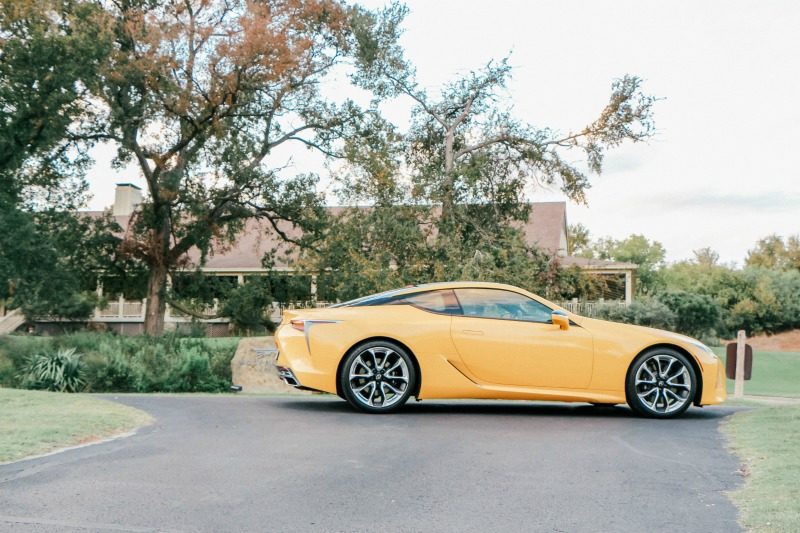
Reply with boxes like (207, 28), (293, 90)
(113, 183), (143, 216)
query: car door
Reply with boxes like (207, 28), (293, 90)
(450, 288), (594, 389)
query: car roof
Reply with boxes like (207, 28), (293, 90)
(349, 281), (529, 302)
(409, 281), (524, 292)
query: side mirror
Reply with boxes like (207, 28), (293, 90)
(551, 310), (570, 331)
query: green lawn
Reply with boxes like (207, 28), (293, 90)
(724, 404), (800, 532)
(0, 387), (151, 463)
(713, 348), (800, 397)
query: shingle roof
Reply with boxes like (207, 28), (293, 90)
(83, 201), (632, 272)
(559, 255), (638, 270)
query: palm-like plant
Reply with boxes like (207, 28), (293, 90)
(21, 348), (85, 392)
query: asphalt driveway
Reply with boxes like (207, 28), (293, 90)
(0, 396), (741, 532)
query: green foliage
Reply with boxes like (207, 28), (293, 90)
(20, 348), (85, 393)
(219, 277), (276, 334)
(659, 262), (800, 336)
(692, 247), (720, 266)
(656, 290), (721, 339)
(746, 234), (800, 271)
(312, 205), (432, 301)
(0, 333), (236, 393)
(0, 195), (135, 321)
(567, 223), (591, 255)
(593, 299), (676, 331)
(591, 234), (666, 295)
(0, 0), (112, 202)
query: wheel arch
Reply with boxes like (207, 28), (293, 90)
(626, 343), (704, 406)
(335, 336), (422, 399)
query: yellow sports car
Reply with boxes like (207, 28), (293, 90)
(274, 281), (726, 418)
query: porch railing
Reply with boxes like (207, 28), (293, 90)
(556, 299), (627, 317)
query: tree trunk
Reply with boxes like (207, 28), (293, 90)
(441, 128), (456, 225)
(144, 263), (168, 336)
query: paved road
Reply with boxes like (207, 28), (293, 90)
(0, 396), (741, 533)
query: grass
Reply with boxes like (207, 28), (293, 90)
(713, 347), (800, 397)
(0, 387), (151, 464)
(181, 336), (241, 349)
(723, 404), (800, 532)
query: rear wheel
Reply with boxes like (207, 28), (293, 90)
(626, 348), (696, 418)
(340, 341), (416, 414)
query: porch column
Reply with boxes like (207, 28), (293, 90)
(624, 271), (633, 304)
(164, 273), (172, 321)
(94, 280), (103, 320)
(310, 274), (318, 303)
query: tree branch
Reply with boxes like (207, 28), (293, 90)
(453, 133), (511, 160)
(166, 297), (225, 319)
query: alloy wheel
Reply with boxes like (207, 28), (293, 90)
(347, 346), (410, 409)
(634, 354), (693, 414)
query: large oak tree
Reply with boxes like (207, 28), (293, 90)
(36, 0), (388, 334)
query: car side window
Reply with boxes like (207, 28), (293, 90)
(395, 289), (462, 315)
(454, 288), (553, 323)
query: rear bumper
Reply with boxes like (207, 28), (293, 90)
(274, 323), (340, 394)
(275, 365), (302, 387)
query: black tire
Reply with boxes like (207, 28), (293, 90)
(340, 340), (416, 414)
(626, 348), (697, 419)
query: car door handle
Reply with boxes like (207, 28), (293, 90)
(462, 329), (484, 336)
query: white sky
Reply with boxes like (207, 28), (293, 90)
(85, 0), (800, 265)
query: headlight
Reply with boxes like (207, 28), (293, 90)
(691, 341), (718, 358)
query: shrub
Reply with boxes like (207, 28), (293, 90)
(1, 336), (53, 387)
(656, 290), (721, 339)
(658, 263), (800, 335)
(0, 333), (238, 393)
(220, 277), (275, 334)
(594, 299), (676, 331)
(19, 348), (85, 392)
(166, 345), (228, 392)
(83, 350), (141, 392)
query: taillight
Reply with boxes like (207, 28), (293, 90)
(290, 319), (305, 331)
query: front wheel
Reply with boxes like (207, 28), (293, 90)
(340, 341), (416, 413)
(626, 348), (697, 418)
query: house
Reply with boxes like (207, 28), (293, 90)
(20, 184), (636, 335)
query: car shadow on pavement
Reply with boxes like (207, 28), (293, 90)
(275, 396), (738, 420)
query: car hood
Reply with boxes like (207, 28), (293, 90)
(573, 315), (702, 346)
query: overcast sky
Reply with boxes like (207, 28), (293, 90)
(85, 0), (800, 265)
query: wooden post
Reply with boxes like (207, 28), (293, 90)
(734, 329), (746, 398)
